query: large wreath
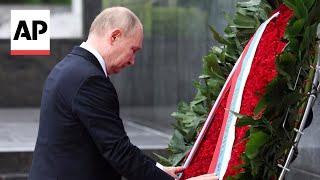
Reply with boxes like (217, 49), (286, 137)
(157, 0), (320, 179)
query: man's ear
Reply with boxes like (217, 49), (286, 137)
(110, 28), (122, 44)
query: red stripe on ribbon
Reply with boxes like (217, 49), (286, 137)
(208, 38), (253, 173)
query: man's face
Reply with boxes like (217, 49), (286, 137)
(106, 27), (143, 74)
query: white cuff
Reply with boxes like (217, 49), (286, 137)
(156, 162), (164, 170)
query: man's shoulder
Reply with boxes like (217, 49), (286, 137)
(43, 52), (109, 102)
(51, 52), (104, 84)
(61, 52), (104, 77)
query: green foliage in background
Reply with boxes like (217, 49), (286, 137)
(155, 0), (320, 179)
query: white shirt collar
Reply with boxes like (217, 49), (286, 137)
(80, 42), (108, 77)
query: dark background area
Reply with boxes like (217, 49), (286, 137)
(0, 0), (237, 107)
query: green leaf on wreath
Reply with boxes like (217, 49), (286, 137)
(191, 95), (207, 106)
(229, 110), (246, 119)
(184, 118), (200, 142)
(250, 158), (263, 176)
(177, 102), (189, 113)
(284, 0), (308, 19)
(304, 0), (315, 10)
(287, 18), (305, 35)
(192, 104), (208, 116)
(199, 75), (211, 80)
(170, 150), (190, 166)
(209, 25), (231, 45)
(245, 131), (270, 159)
(202, 53), (223, 77)
(300, 24), (318, 54)
(253, 98), (267, 115)
(168, 130), (186, 153)
(233, 13), (257, 29)
(153, 153), (172, 166)
(237, 0), (261, 7)
(236, 116), (258, 127)
(276, 52), (298, 90)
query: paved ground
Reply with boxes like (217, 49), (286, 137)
(0, 107), (175, 180)
(0, 107), (173, 152)
(0, 101), (320, 179)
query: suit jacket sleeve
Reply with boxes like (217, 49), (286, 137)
(72, 76), (174, 180)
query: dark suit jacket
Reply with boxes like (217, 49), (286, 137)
(29, 46), (173, 180)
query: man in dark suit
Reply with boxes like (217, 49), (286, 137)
(29, 6), (218, 180)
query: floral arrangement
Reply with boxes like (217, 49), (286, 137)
(157, 0), (320, 179)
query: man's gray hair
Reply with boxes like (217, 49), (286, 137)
(89, 7), (142, 37)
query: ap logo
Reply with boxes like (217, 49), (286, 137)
(11, 10), (50, 55)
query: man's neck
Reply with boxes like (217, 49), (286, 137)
(85, 37), (110, 74)
(81, 39), (109, 77)
(86, 38), (102, 56)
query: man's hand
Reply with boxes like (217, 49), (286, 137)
(186, 173), (219, 180)
(163, 166), (184, 179)
(162, 167), (218, 180)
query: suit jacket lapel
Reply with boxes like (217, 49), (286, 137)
(70, 46), (105, 75)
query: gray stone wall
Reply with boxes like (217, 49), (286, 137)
(0, 36), (206, 107)
(111, 37), (207, 106)
(0, 39), (81, 107)
(0, 0), (237, 107)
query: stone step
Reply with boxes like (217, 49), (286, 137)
(0, 149), (168, 180)
(0, 108), (172, 180)
(1, 103), (320, 180)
